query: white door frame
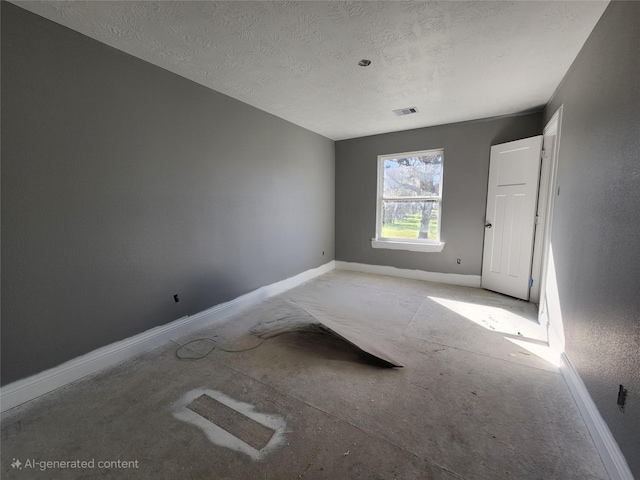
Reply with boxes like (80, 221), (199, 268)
(532, 106), (563, 328)
(530, 107), (562, 304)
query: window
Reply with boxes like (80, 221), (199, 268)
(373, 149), (444, 252)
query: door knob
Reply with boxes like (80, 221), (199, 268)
(485, 222), (492, 228)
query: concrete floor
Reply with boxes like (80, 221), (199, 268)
(1, 271), (609, 479)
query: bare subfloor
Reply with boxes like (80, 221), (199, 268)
(1, 271), (609, 479)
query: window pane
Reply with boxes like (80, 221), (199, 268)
(381, 201), (439, 240)
(383, 152), (442, 198)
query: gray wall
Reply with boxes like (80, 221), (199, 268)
(335, 113), (543, 275)
(1, 2), (335, 385)
(544, 1), (640, 475)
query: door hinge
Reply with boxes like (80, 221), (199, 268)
(541, 148), (547, 160)
(534, 215), (540, 225)
(530, 278), (534, 287)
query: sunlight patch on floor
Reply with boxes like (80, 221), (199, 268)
(428, 296), (546, 341)
(505, 337), (560, 368)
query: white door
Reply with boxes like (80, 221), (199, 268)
(481, 136), (543, 300)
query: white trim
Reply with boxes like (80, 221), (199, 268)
(335, 261), (480, 288)
(560, 353), (634, 480)
(545, 310), (564, 366)
(0, 261), (335, 413)
(531, 106), (563, 305)
(371, 239), (445, 252)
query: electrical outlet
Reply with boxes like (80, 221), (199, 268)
(617, 385), (627, 412)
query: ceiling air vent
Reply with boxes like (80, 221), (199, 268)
(393, 107), (419, 116)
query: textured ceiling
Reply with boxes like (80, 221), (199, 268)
(13, 1), (609, 140)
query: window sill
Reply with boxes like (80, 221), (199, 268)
(371, 239), (445, 253)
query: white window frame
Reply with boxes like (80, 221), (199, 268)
(372, 148), (445, 253)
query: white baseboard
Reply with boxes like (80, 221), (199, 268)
(335, 261), (481, 288)
(559, 353), (634, 480)
(0, 261), (335, 413)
